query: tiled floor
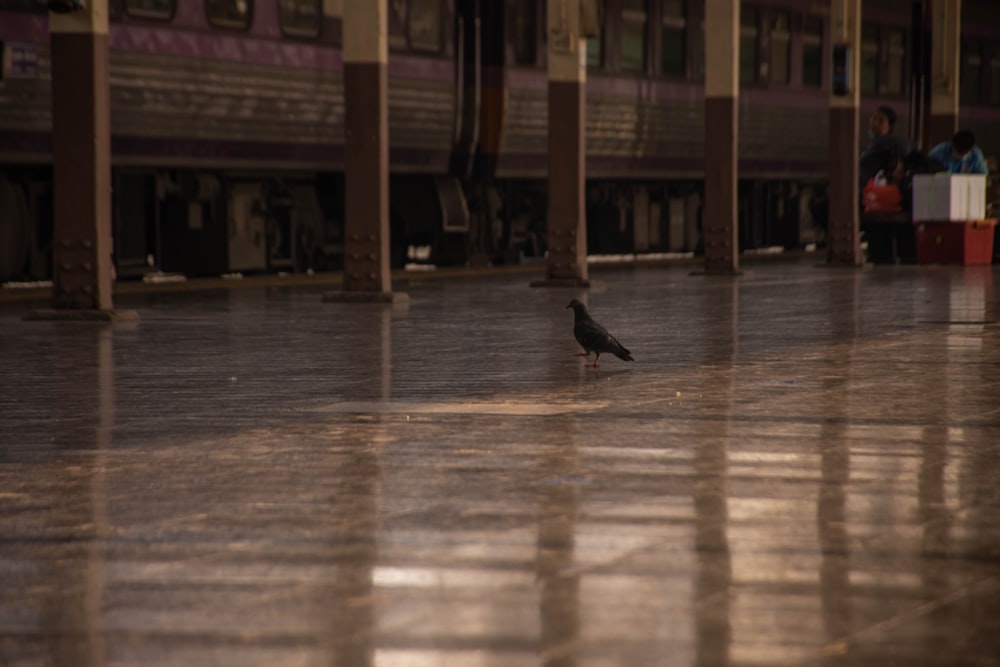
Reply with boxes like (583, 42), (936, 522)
(2, 260), (999, 666)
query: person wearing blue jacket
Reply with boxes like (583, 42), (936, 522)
(928, 130), (989, 175)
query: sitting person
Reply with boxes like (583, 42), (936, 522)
(927, 130), (989, 175)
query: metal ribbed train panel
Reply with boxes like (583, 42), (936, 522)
(498, 86), (709, 178)
(739, 105), (829, 161)
(498, 87), (547, 157)
(586, 95), (705, 157)
(0, 82), (51, 129)
(108, 50), (454, 170)
(109, 51), (343, 148)
(387, 77), (455, 151)
(497, 82), (833, 179)
(0, 63), (51, 122)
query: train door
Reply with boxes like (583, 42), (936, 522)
(450, 0), (508, 262)
(451, 0), (481, 180)
(909, 0), (930, 149)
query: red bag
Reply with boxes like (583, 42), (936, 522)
(863, 177), (903, 213)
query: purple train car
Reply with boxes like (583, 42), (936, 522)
(1, 0), (999, 280)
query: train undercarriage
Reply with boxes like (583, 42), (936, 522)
(0, 166), (829, 284)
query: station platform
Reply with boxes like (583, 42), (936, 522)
(2, 258), (999, 666)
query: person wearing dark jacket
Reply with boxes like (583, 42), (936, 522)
(859, 106), (910, 188)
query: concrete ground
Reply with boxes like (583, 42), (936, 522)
(1, 258), (999, 666)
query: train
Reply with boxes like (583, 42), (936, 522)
(1, 0), (1000, 282)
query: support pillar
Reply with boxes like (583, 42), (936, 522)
(701, 0), (740, 275)
(827, 0), (863, 267)
(532, 0), (589, 288)
(28, 0), (135, 321)
(324, 0), (406, 303)
(927, 0), (961, 147)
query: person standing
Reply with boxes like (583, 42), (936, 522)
(859, 106), (910, 188)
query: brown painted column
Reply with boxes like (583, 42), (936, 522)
(702, 0), (740, 275)
(927, 0), (961, 147)
(324, 0), (405, 303)
(532, 0), (588, 288)
(29, 0), (135, 321)
(827, 0), (862, 267)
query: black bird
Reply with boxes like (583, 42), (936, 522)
(566, 299), (634, 368)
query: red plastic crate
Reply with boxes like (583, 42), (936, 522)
(914, 219), (996, 265)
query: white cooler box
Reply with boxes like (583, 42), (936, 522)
(911, 174), (986, 222)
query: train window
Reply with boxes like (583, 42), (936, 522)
(859, 23), (907, 96)
(586, 3), (604, 68)
(621, 0), (646, 72)
(739, 7), (759, 84)
(860, 23), (878, 94)
(388, 0), (441, 52)
(990, 50), (1000, 106)
(279, 0), (320, 38)
(661, 0), (685, 77)
(0, 0), (46, 11)
(802, 16), (822, 87)
(768, 11), (790, 84)
(206, 0), (252, 29)
(125, 0), (174, 20)
(389, 0), (407, 49)
(884, 28), (904, 95)
(408, 0), (442, 52)
(512, 0), (537, 65)
(961, 40), (983, 105)
(693, 17), (704, 80)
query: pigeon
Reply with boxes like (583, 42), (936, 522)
(566, 299), (634, 368)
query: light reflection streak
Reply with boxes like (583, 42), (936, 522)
(693, 278), (736, 667)
(537, 415), (581, 667)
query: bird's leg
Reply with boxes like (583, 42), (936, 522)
(592, 353), (601, 368)
(575, 350), (590, 358)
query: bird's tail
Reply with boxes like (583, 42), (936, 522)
(614, 347), (634, 362)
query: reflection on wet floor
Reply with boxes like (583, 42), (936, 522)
(1, 260), (999, 666)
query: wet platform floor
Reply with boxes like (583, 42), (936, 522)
(1, 259), (999, 666)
